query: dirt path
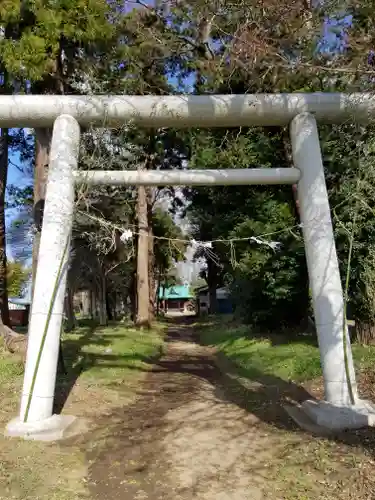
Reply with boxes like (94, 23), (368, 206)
(87, 318), (276, 499)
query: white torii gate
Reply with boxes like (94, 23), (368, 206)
(4, 93), (375, 440)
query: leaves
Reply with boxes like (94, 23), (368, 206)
(7, 261), (30, 297)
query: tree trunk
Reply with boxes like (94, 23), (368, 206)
(64, 287), (76, 332)
(0, 314), (27, 353)
(282, 131), (301, 220)
(32, 128), (52, 298)
(106, 291), (113, 321)
(147, 187), (155, 322)
(207, 257), (218, 314)
(98, 273), (107, 326)
(0, 128), (10, 326)
(156, 267), (161, 316)
(356, 320), (375, 346)
(136, 184), (150, 327)
(57, 340), (67, 375)
(148, 233), (155, 321)
(91, 289), (96, 319)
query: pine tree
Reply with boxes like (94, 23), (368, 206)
(0, 0), (118, 293)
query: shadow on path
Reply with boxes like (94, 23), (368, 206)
(85, 316), (375, 500)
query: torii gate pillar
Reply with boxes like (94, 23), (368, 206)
(2, 94), (375, 439)
(289, 113), (375, 430)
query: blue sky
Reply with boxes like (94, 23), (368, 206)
(6, 150), (31, 260)
(8, 152), (28, 188)
(317, 14), (353, 55)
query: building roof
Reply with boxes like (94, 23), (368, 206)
(8, 297), (31, 307)
(159, 285), (194, 300)
(197, 286), (230, 299)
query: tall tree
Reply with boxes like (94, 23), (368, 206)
(136, 181), (150, 326)
(0, 127), (10, 326)
(0, 0), (118, 291)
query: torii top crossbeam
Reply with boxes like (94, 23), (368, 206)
(0, 93), (374, 127)
(7, 94), (375, 439)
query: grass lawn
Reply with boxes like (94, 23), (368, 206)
(0, 320), (165, 500)
(199, 316), (375, 500)
(199, 316), (375, 383)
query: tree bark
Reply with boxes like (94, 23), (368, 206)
(207, 256), (218, 314)
(0, 314), (27, 353)
(0, 128), (10, 326)
(147, 187), (155, 322)
(136, 184), (150, 327)
(31, 44), (65, 294)
(57, 341), (67, 375)
(32, 128), (52, 298)
(98, 272), (108, 326)
(64, 287), (76, 332)
(90, 289), (96, 319)
(356, 320), (375, 346)
(106, 290), (113, 321)
(282, 130), (301, 220)
(156, 267), (161, 316)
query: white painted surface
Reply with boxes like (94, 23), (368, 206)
(74, 168), (300, 186)
(8, 303), (26, 311)
(216, 287), (229, 300)
(19, 115), (80, 423)
(198, 287), (229, 312)
(0, 93), (374, 127)
(6, 414), (77, 441)
(4, 96), (372, 437)
(301, 399), (375, 430)
(290, 112), (357, 406)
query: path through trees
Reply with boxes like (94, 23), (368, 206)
(87, 317), (375, 500)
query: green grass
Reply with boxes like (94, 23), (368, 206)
(199, 317), (375, 383)
(61, 320), (165, 384)
(0, 357), (24, 385)
(198, 317), (375, 500)
(0, 320), (165, 500)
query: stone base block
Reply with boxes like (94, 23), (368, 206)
(286, 398), (375, 433)
(5, 414), (79, 442)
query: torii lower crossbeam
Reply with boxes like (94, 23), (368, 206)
(3, 93), (375, 440)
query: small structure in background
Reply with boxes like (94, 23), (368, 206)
(196, 286), (233, 315)
(8, 297), (31, 327)
(158, 285), (195, 313)
(73, 289), (93, 318)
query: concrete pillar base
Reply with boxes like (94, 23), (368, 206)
(286, 398), (375, 433)
(5, 414), (80, 441)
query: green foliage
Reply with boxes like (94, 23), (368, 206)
(186, 115), (375, 330)
(230, 234), (309, 329)
(186, 128), (309, 328)
(167, 2), (375, 333)
(72, 125), (187, 307)
(200, 318), (375, 383)
(0, 0), (115, 85)
(153, 207), (186, 277)
(321, 123), (375, 326)
(4, 0), (375, 335)
(7, 261), (30, 297)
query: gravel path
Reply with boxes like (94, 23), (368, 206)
(88, 318), (273, 499)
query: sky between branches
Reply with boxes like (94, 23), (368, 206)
(2, 0), (365, 275)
